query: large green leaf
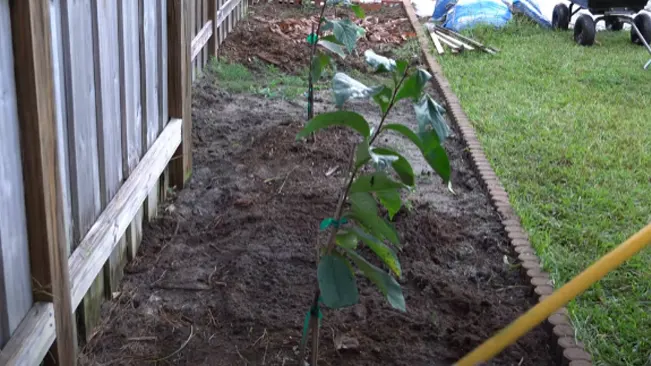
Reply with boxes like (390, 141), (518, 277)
(318, 37), (346, 59)
(372, 147), (415, 186)
(349, 192), (377, 214)
(350, 227), (401, 277)
(382, 124), (423, 150)
(336, 230), (359, 250)
(382, 124), (450, 183)
(346, 210), (400, 246)
(395, 68), (432, 103)
(376, 189), (402, 220)
(414, 94), (451, 142)
(345, 249), (406, 311)
(364, 49), (396, 73)
(318, 255), (359, 309)
(350, 172), (405, 194)
(311, 52), (331, 81)
(332, 73), (383, 108)
(420, 130), (451, 183)
(351, 4), (366, 18)
(355, 139), (371, 169)
(296, 111), (370, 140)
(325, 19), (364, 52)
(372, 86), (393, 115)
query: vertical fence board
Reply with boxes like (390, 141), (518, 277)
(208, 0), (217, 57)
(118, 1), (145, 260)
(0, 1), (33, 347)
(140, 0), (162, 220)
(159, 0), (171, 200)
(202, 0), (208, 68)
(91, 0), (128, 300)
(50, 0), (74, 258)
(60, 0), (102, 342)
(191, 0), (197, 80)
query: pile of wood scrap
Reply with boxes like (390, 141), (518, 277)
(427, 24), (498, 55)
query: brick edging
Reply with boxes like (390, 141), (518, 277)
(400, 1), (592, 365)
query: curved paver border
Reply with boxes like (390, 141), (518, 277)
(400, 1), (593, 365)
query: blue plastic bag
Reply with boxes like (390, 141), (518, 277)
(433, 0), (457, 21)
(512, 0), (551, 28)
(442, 0), (512, 32)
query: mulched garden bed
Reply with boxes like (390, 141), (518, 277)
(80, 3), (554, 365)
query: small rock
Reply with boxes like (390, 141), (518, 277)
(335, 334), (360, 352)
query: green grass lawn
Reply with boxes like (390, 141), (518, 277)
(436, 17), (651, 366)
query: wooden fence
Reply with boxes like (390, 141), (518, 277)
(0, 0), (245, 364)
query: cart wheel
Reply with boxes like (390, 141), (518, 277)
(631, 13), (651, 45)
(552, 3), (570, 30)
(574, 14), (596, 46)
(605, 17), (623, 31)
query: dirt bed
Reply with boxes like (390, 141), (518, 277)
(80, 4), (554, 366)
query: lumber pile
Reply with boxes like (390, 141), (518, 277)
(427, 24), (498, 55)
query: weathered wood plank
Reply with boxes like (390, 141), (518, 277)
(216, 0), (242, 28)
(68, 119), (183, 309)
(10, 0), (76, 363)
(0, 303), (56, 365)
(191, 0), (197, 80)
(60, 0), (102, 344)
(208, 0), (218, 57)
(192, 20), (214, 61)
(140, 0), (162, 221)
(61, 0), (102, 245)
(202, 0), (208, 68)
(91, 0), (128, 305)
(118, 0), (145, 261)
(0, 1), (32, 346)
(50, 0), (74, 258)
(169, 0), (193, 189)
(159, 0), (171, 201)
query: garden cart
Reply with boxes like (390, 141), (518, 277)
(551, 0), (651, 69)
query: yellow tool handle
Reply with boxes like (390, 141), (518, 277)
(455, 222), (651, 366)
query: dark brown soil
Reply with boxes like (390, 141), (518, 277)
(219, 3), (417, 74)
(80, 3), (554, 366)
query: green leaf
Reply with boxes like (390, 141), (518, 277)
(350, 4), (366, 18)
(350, 172), (405, 194)
(364, 49), (396, 72)
(346, 200), (400, 246)
(355, 139), (371, 169)
(395, 60), (409, 78)
(336, 230), (359, 250)
(311, 52), (331, 81)
(326, 19), (364, 52)
(296, 111), (370, 140)
(414, 94), (451, 142)
(345, 249), (406, 311)
(372, 147), (415, 186)
(350, 227), (401, 276)
(396, 68), (432, 103)
(376, 189), (402, 220)
(318, 38), (346, 58)
(382, 124), (423, 150)
(318, 255), (359, 309)
(372, 86), (393, 115)
(420, 130), (451, 182)
(350, 192), (377, 215)
(332, 73), (384, 108)
(382, 124), (450, 183)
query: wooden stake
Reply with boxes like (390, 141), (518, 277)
(9, 0), (76, 364)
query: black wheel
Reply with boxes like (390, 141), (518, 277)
(574, 14), (596, 46)
(631, 13), (651, 45)
(552, 3), (570, 30)
(605, 16), (624, 31)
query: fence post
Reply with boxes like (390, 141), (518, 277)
(208, 0), (217, 57)
(9, 0), (76, 365)
(168, 0), (193, 189)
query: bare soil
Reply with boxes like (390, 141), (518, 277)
(80, 3), (554, 366)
